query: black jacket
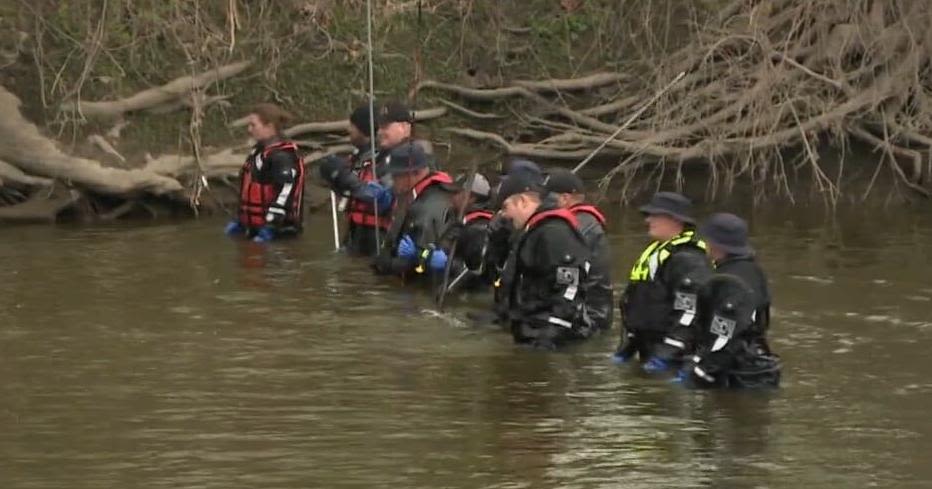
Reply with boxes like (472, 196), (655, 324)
(502, 199), (594, 348)
(620, 231), (712, 361)
(373, 173), (455, 279)
(621, 235), (711, 334)
(570, 204), (614, 332)
(686, 255), (779, 388)
(439, 206), (495, 292)
(489, 213), (518, 318)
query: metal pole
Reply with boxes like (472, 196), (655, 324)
(365, 0), (381, 252)
(572, 71), (686, 174)
(329, 191), (340, 251)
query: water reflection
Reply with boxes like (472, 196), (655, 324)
(0, 205), (931, 488)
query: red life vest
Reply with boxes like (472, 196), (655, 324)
(238, 140), (305, 229)
(569, 204), (607, 227)
(347, 160), (392, 230)
(412, 171), (453, 199)
(525, 208), (579, 231)
(463, 209), (494, 225)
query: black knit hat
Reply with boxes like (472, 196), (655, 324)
(349, 103), (377, 134)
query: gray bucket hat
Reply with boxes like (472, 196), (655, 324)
(699, 212), (753, 256)
(638, 192), (695, 224)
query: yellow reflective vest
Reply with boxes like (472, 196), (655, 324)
(629, 230), (707, 282)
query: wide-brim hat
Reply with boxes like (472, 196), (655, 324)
(699, 212), (753, 256)
(638, 191), (695, 224)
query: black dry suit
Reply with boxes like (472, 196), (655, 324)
(617, 230), (712, 361)
(325, 144), (393, 256)
(372, 172), (456, 281)
(439, 205), (496, 293)
(569, 203), (614, 332)
(237, 139), (305, 235)
(684, 255), (781, 388)
(501, 199), (594, 349)
(489, 212), (517, 319)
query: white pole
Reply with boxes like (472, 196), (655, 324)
(330, 191), (340, 251)
(572, 71), (686, 174)
(365, 0), (381, 252)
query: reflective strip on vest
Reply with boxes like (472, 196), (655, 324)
(238, 141), (304, 229)
(628, 230), (706, 282)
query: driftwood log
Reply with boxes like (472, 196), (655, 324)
(59, 61), (252, 119)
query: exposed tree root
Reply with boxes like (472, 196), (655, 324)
(418, 0), (932, 200)
(0, 185), (82, 223)
(1, 86), (183, 195)
(59, 61), (251, 119)
(0, 159), (53, 188)
(282, 107), (447, 138)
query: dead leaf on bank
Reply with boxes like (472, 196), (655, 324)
(560, 0), (584, 13)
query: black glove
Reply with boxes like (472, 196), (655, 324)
(487, 217), (513, 247)
(443, 221), (464, 245)
(316, 155), (349, 186)
(371, 252), (396, 275)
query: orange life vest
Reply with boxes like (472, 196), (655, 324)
(238, 141), (305, 229)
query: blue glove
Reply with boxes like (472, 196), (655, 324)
(642, 356), (671, 373)
(610, 352), (632, 364)
(428, 248), (448, 271)
(397, 234), (417, 260)
(252, 227), (276, 243)
(224, 220), (243, 236)
(365, 182), (394, 211)
(670, 368), (689, 384)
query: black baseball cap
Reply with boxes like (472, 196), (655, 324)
(495, 170), (545, 206)
(378, 101), (413, 126)
(501, 158), (542, 176)
(385, 142), (429, 174)
(544, 168), (585, 194)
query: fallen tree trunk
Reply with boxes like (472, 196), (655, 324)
(59, 60), (251, 119)
(274, 107), (446, 137)
(144, 148), (246, 179)
(0, 186), (82, 223)
(512, 72), (626, 92)
(446, 127), (623, 160)
(0, 159), (53, 187)
(0, 86), (182, 195)
(144, 144), (355, 180)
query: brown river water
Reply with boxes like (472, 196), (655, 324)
(1, 200), (931, 488)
